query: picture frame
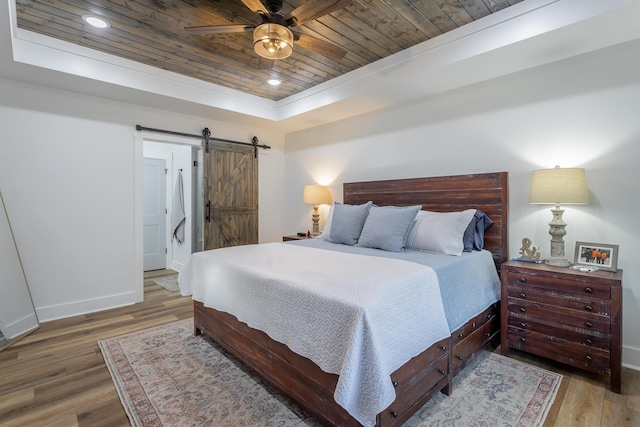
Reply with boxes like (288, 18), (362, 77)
(574, 241), (619, 272)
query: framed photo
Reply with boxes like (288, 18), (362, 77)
(574, 242), (619, 272)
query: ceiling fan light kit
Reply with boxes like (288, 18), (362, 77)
(253, 24), (293, 60)
(183, 0), (350, 66)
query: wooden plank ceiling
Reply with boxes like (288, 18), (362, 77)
(16, 0), (524, 101)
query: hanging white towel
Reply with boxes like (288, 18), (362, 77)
(171, 171), (186, 244)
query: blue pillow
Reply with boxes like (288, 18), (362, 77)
(329, 202), (372, 245)
(463, 210), (494, 251)
(357, 205), (422, 252)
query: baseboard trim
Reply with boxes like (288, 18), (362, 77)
(170, 260), (184, 272)
(623, 345), (640, 372)
(0, 312), (38, 339)
(36, 291), (141, 323)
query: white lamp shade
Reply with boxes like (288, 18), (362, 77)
(303, 185), (332, 205)
(253, 24), (293, 60)
(529, 167), (588, 205)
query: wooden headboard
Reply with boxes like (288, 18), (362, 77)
(343, 172), (509, 268)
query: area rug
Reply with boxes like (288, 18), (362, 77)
(99, 319), (561, 427)
(152, 275), (180, 292)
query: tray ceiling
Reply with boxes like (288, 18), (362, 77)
(15, 0), (524, 101)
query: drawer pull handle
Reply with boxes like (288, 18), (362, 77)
(440, 346), (447, 351)
(585, 338), (593, 345)
(586, 355), (593, 361)
(520, 322), (526, 328)
(392, 381), (398, 387)
(439, 370), (446, 376)
(485, 332), (491, 337)
(458, 355), (463, 360)
(520, 308), (526, 313)
(585, 287), (593, 293)
(391, 411), (398, 418)
(520, 293), (526, 298)
(585, 321), (593, 328)
(585, 305), (593, 312)
(519, 277), (526, 283)
(457, 333), (464, 339)
(520, 337), (526, 342)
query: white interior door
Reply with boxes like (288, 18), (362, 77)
(143, 158), (166, 271)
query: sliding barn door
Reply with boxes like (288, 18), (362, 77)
(203, 141), (258, 250)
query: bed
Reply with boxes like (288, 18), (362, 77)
(180, 171), (508, 427)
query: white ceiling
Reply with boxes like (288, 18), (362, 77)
(2, 0), (640, 133)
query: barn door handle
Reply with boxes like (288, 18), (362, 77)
(206, 201), (211, 222)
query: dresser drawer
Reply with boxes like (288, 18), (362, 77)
(507, 327), (611, 372)
(506, 271), (610, 300)
(508, 283), (611, 315)
(507, 298), (610, 334)
(507, 317), (610, 350)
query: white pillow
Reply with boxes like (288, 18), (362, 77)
(405, 209), (476, 256)
(319, 205), (334, 240)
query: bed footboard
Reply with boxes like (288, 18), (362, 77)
(194, 301), (451, 427)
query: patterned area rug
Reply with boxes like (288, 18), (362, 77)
(99, 319), (561, 427)
(152, 275), (180, 292)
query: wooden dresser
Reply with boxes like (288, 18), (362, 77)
(500, 260), (622, 392)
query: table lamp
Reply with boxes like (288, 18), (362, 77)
(303, 184), (332, 236)
(529, 166), (588, 266)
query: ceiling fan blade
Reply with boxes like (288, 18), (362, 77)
(285, 0), (351, 27)
(294, 32), (348, 62)
(185, 24), (255, 35)
(240, 0), (270, 16)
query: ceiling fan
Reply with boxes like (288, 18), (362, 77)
(185, 0), (350, 67)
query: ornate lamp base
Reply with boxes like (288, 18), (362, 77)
(311, 204), (320, 236)
(545, 205), (571, 267)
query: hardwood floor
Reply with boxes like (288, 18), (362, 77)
(509, 350), (640, 427)
(0, 270), (192, 427)
(0, 271), (638, 427)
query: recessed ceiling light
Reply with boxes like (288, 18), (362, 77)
(267, 78), (281, 86)
(82, 15), (110, 29)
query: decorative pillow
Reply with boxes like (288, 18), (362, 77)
(319, 205), (334, 240)
(329, 201), (372, 245)
(462, 210), (494, 251)
(406, 209), (476, 256)
(357, 205), (422, 252)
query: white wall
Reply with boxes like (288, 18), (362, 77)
(284, 40), (640, 369)
(0, 78), (285, 322)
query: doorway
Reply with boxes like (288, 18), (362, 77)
(134, 129), (260, 301)
(140, 137), (203, 275)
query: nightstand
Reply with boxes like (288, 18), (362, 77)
(282, 234), (313, 241)
(500, 260), (622, 393)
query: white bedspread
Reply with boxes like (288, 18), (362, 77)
(178, 242), (450, 427)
